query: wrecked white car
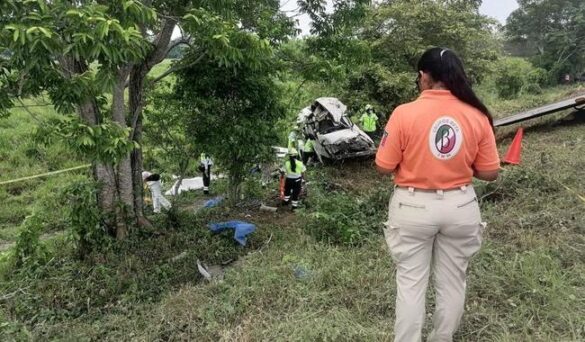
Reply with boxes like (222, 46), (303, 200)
(299, 97), (376, 161)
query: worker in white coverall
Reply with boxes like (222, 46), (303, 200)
(199, 153), (213, 195)
(142, 171), (171, 213)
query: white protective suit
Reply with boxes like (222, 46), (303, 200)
(142, 171), (171, 213)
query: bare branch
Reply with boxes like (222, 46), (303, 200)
(16, 99), (44, 124)
(151, 52), (206, 84)
(166, 36), (192, 56)
(147, 18), (178, 68)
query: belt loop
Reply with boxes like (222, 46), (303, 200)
(436, 189), (444, 199)
(408, 187), (415, 196)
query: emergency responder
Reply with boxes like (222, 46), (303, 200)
(302, 134), (316, 165)
(287, 128), (298, 150)
(282, 148), (306, 210)
(360, 104), (379, 138)
(376, 47), (500, 342)
(142, 171), (171, 213)
(199, 153), (213, 195)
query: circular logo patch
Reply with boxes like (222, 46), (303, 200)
(429, 116), (463, 160)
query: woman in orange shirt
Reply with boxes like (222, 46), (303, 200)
(376, 48), (500, 342)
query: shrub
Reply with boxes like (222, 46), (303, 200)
(302, 187), (390, 246)
(13, 213), (48, 268)
(527, 67), (550, 86)
(521, 83), (543, 95)
(494, 57), (547, 99)
(62, 180), (109, 257)
(345, 63), (417, 115)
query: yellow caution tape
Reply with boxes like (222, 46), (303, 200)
(0, 164), (91, 186)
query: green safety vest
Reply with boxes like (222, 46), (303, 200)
(304, 139), (315, 153)
(288, 132), (297, 149)
(284, 159), (306, 178)
(361, 113), (378, 132)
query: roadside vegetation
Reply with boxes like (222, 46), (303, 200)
(1, 0), (584, 340)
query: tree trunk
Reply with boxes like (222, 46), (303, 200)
(77, 99), (122, 236)
(111, 69), (134, 239)
(129, 65), (150, 227)
(128, 18), (177, 226)
(59, 18), (178, 238)
(228, 173), (243, 205)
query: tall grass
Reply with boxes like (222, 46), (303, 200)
(0, 81), (584, 340)
(0, 98), (85, 247)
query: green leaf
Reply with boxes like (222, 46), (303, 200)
(38, 27), (51, 38)
(66, 9), (82, 17)
(13, 29), (20, 43)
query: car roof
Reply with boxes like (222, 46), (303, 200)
(314, 97), (347, 123)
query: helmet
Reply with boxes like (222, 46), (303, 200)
(142, 171), (152, 180)
(288, 148), (299, 156)
(365, 104), (373, 111)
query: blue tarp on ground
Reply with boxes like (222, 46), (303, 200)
(208, 220), (256, 246)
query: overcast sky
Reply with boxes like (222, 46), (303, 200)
(280, 0), (519, 35)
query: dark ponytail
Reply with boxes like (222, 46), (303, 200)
(417, 47), (494, 128)
(289, 155), (297, 172)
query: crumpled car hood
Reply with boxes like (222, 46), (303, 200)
(298, 97), (377, 160)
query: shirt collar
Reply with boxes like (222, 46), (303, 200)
(418, 89), (457, 100)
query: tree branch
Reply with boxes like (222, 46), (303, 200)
(166, 36), (192, 56)
(151, 52), (206, 84)
(16, 99), (43, 124)
(146, 18), (178, 69)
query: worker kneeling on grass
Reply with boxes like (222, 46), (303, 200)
(282, 148), (306, 210)
(142, 171), (171, 213)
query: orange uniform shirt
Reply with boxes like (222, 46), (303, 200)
(376, 90), (500, 190)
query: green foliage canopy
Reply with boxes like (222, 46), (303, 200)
(506, 0), (585, 80)
(175, 29), (285, 200)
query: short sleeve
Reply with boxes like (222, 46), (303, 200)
(473, 122), (500, 171)
(375, 109), (404, 170)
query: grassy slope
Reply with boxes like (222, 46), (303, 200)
(4, 86), (585, 341)
(1, 81), (584, 340)
(0, 60), (174, 247)
(0, 99), (85, 247)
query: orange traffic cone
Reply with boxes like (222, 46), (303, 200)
(503, 127), (523, 165)
(279, 175), (285, 200)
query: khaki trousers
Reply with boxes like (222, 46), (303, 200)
(384, 186), (485, 342)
